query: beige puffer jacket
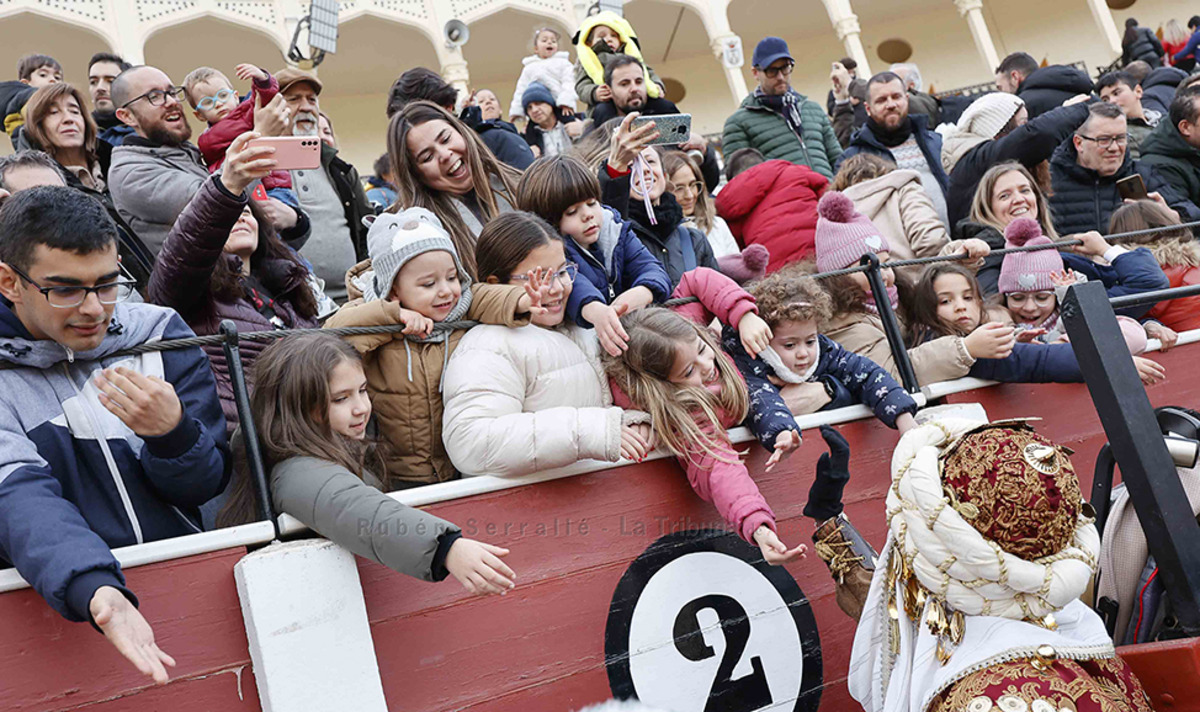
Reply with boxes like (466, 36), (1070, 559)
(325, 279), (529, 486)
(442, 323), (627, 477)
(824, 311), (974, 387)
(842, 169), (949, 279)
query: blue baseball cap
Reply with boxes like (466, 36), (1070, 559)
(752, 37), (794, 69)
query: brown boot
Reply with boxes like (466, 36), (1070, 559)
(813, 513), (878, 622)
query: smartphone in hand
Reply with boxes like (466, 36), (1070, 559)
(630, 113), (692, 146)
(246, 136), (322, 171)
(1116, 174), (1148, 201)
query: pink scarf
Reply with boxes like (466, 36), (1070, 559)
(862, 285), (899, 316)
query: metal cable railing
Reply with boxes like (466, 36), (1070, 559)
(61, 219), (1200, 532)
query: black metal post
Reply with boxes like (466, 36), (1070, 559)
(1061, 281), (1200, 635)
(859, 253), (919, 393)
(220, 321), (280, 539)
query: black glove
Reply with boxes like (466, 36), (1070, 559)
(804, 425), (851, 521)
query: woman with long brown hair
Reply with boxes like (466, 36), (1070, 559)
(215, 332), (517, 595)
(22, 82), (104, 191)
(386, 100), (521, 277)
(1110, 199), (1200, 333)
(958, 161), (1060, 294)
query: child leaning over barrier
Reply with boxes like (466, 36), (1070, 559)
(602, 266), (808, 564)
(737, 266), (918, 434)
(219, 332), (516, 595)
(322, 207), (545, 488)
(517, 154), (671, 357)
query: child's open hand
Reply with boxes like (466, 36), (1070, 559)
(1134, 356), (1166, 386)
(235, 63), (269, 83)
(398, 308), (434, 338)
(583, 301), (631, 357)
(753, 525), (807, 565)
(765, 429), (800, 472)
(1015, 326), (1047, 343)
(1049, 269), (1077, 288)
(738, 312), (773, 358)
(517, 268), (551, 318)
(445, 539), (516, 596)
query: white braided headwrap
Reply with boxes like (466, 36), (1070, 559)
(887, 418), (1099, 621)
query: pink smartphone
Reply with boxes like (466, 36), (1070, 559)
(247, 136), (321, 171)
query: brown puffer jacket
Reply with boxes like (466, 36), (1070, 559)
(325, 263), (529, 486)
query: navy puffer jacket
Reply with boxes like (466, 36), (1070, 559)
(1048, 138), (1200, 236)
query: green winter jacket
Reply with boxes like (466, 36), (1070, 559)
(722, 91), (843, 180)
(1139, 118), (1200, 205)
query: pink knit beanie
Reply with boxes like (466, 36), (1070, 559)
(997, 218), (1064, 294)
(815, 192), (890, 272)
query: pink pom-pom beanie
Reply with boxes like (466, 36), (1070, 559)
(997, 217), (1064, 294)
(814, 192), (890, 272)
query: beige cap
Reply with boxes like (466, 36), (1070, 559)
(275, 67), (323, 95)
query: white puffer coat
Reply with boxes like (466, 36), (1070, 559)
(442, 323), (625, 477)
(508, 52), (579, 119)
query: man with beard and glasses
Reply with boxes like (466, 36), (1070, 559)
(276, 67), (372, 302)
(723, 37), (842, 180)
(838, 72), (950, 226)
(107, 66), (308, 260)
(87, 53), (133, 152)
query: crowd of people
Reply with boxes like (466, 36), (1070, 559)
(0, 10), (1198, 709)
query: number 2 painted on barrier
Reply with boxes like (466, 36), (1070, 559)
(673, 594), (773, 712)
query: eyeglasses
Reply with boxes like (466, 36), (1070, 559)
(195, 87), (237, 112)
(762, 62), (795, 78)
(121, 85), (185, 109)
(10, 265), (137, 308)
(676, 180), (703, 195)
(508, 262), (578, 286)
(1077, 133), (1129, 149)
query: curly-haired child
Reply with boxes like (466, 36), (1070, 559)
(735, 265), (918, 440)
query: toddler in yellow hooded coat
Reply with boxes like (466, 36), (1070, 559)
(573, 11), (667, 108)
(325, 208), (541, 487)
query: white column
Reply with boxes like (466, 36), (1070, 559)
(236, 540), (388, 712)
(1083, 0), (1123, 55)
(954, 0), (1001, 74)
(820, 0), (871, 76)
(109, 0), (146, 64)
(711, 34), (749, 106)
(440, 48), (471, 109)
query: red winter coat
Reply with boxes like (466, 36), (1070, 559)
(197, 73), (292, 192)
(715, 159), (827, 272)
(610, 268), (775, 543)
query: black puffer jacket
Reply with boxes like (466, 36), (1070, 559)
(1047, 138), (1200, 235)
(1123, 26), (1166, 67)
(1018, 65), (1095, 118)
(1140, 66), (1188, 117)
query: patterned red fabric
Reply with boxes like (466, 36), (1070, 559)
(931, 655), (1153, 712)
(940, 422), (1081, 560)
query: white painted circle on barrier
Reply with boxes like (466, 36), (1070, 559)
(628, 552), (803, 710)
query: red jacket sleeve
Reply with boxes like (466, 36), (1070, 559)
(670, 267), (759, 329)
(197, 74), (279, 170)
